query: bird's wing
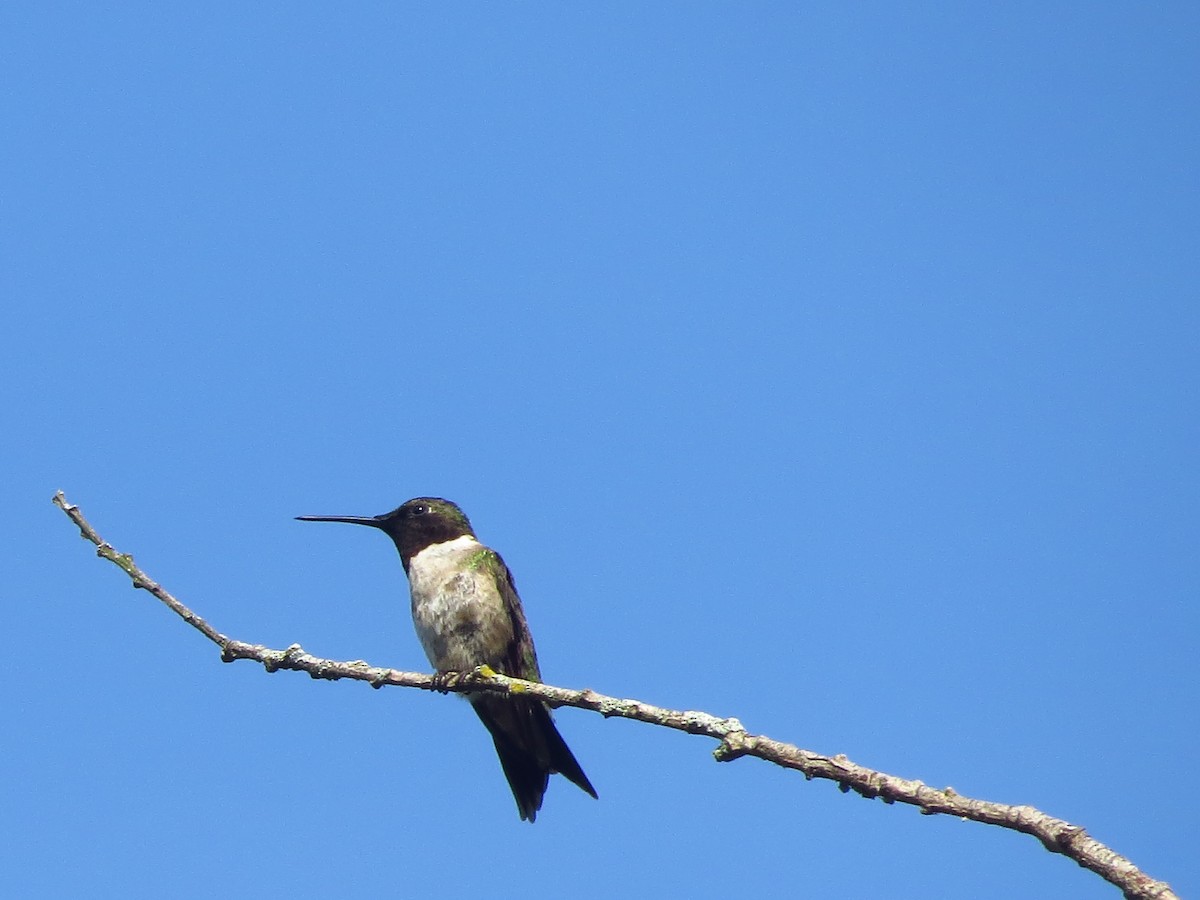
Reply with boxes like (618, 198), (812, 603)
(487, 549), (543, 683)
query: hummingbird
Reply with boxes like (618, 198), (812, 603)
(297, 497), (597, 822)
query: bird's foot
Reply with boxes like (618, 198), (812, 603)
(431, 670), (461, 694)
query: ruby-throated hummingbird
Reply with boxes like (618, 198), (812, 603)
(297, 497), (597, 822)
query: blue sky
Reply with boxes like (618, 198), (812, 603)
(3, 4), (1196, 898)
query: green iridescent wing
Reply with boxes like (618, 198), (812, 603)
(480, 548), (543, 683)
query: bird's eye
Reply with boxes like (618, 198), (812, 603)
(412, 504), (428, 515)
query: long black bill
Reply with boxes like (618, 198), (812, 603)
(295, 514), (385, 528)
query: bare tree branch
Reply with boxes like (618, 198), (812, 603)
(52, 490), (1177, 900)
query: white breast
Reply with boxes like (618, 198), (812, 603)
(406, 535), (511, 671)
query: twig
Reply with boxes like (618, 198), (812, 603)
(52, 491), (1178, 900)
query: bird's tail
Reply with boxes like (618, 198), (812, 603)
(472, 696), (597, 822)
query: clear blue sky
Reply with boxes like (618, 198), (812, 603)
(3, 4), (1196, 898)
